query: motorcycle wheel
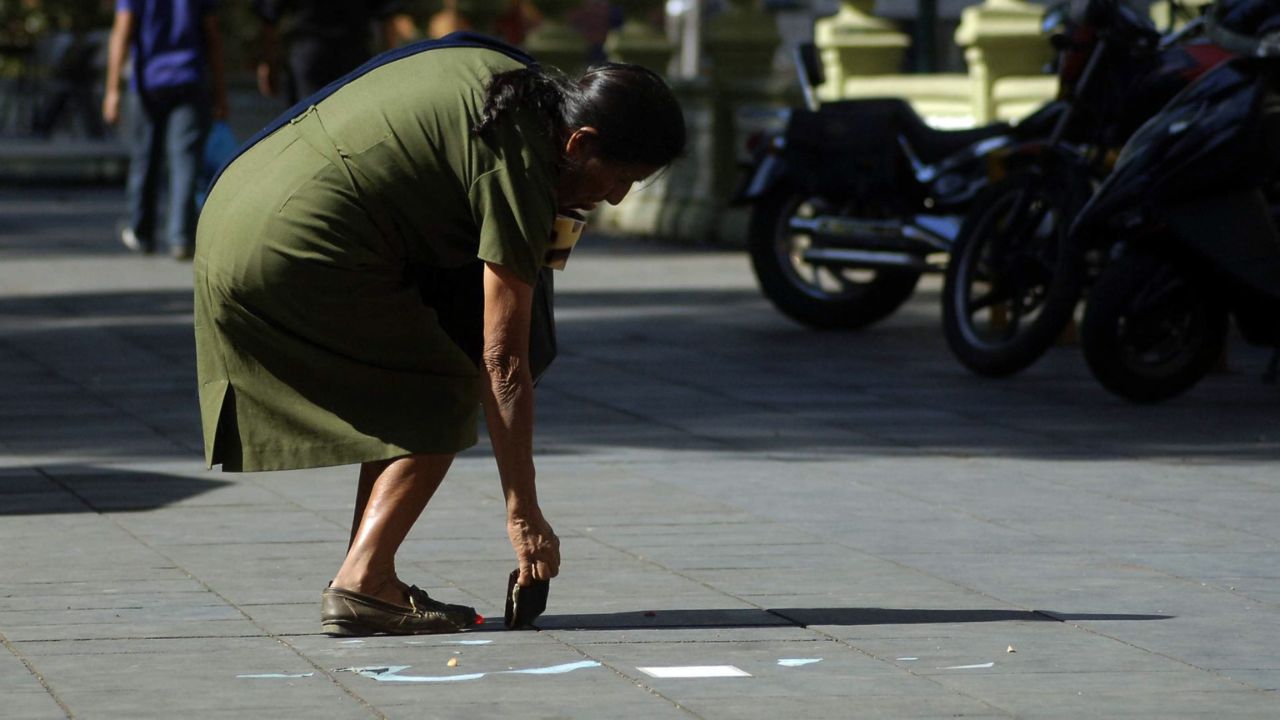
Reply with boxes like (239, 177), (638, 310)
(747, 186), (921, 330)
(942, 173), (1088, 376)
(1080, 249), (1228, 403)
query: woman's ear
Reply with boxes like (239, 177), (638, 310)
(562, 126), (600, 163)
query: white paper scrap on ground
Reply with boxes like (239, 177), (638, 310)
(335, 661), (601, 683)
(339, 640), (364, 644)
(237, 673), (314, 679)
(507, 661), (601, 675)
(777, 659), (822, 667)
(444, 640), (493, 645)
(942, 662), (995, 670)
(897, 657), (919, 662)
(637, 665), (751, 678)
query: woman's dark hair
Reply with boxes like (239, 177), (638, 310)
(475, 62), (686, 168)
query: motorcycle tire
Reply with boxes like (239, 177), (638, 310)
(942, 172), (1089, 377)
(1080, 249), (1228, 404)
(747, 186), (921, 330)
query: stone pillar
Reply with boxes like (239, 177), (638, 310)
(605, 0), (675, 73)
(954, 0), (1052, 124)
(811, 0), (909, 102)
(525, 0), (590, 75)
(704, 0), (780, 206)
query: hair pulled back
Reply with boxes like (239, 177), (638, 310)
(475, 62), (686, 169)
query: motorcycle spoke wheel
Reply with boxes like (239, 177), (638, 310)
(941, 171), (1089, 377)
(748, 186), (921, 330)
(781, 199), (880, 300)
(958, 195), (1059, 343)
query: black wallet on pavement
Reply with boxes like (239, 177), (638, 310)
(504, 569), (549, 629)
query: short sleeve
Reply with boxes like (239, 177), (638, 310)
(468, 121), (557, 286)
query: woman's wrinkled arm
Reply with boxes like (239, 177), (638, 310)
(481, 261), (559, 586)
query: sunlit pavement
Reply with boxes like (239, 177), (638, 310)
(2, 186), (1277, 719)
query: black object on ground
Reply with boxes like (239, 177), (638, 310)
(504, 568), (549, 629)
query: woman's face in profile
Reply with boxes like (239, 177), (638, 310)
(555, 128), (660, 213)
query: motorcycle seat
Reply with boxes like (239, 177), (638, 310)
(893, 100), (1011, 163)
(813, 98), (1011, 164)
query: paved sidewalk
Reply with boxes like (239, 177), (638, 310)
(1, 186), (1278, 719)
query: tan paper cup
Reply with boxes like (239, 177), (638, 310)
(545, 212), (586, 270)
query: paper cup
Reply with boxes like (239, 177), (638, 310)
(544, 212), (586, 270)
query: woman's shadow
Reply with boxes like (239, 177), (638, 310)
(530, 607), (1171, 631)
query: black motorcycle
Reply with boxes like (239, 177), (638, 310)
(940, 0), (1232, 376)
(734, 40), (1064, 330)
(1072, 0), (1280, 402)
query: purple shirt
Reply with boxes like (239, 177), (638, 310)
(118, 0), (216, 90)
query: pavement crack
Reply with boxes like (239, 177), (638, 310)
(0, 627), (75, 719)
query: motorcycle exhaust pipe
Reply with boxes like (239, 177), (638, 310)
(800, 247), (937, 271)
(789, 216), (952, 252)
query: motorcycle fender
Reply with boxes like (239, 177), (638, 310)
(1162, 190), (1280, 303)
(732, 152), (788, 205)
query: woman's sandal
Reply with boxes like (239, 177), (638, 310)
(321, 585), (479, 636)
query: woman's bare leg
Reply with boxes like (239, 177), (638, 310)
(348, 461), (384, 550)
(332, 454), (454, 607)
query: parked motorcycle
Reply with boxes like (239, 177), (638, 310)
(940, 0), (1232, 376)
(1072, 0), (1280, 403)
(734, 39), (1065, 329)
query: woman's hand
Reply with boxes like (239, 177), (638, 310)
(507, 507), (560, 586)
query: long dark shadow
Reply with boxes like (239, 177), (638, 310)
(535, 607), (1173, 631)
(0, 465), (231, 515)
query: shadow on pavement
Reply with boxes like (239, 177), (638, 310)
(2, 280), (1278, 463)
(536, 607), (1172, 630)
(0, 289), (192, 318)
(0, 465), (231, 515)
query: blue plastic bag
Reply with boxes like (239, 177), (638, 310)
(197, 120), (237, 209)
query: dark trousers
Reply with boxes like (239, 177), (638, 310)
(124, 83), (210, 253)
(286, 38), (370, 104)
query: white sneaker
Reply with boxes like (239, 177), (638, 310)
(119, 226), (151, 254)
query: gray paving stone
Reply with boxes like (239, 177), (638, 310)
(1, 689), (69, 720)
(4, 186), (1280, 717)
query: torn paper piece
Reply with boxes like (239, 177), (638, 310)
(444, 640), (493, 645)
(777, 659), (822, 667)
(506, 661), (601, 675)
(335, 661), (601, 683)
(637, 665), (751, 679)
(896, 657), (918, 662)
(942, 662), (995, 670)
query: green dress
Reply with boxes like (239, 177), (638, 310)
(194, 47), (557, 472)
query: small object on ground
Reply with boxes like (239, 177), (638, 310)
(1007, 645), (1016, 653)
(447, 657), (459, 667)
(503, 569), (549, 629)
(637, 665), (751, 678)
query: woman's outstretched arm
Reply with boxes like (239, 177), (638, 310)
(480, 261), (560, 587)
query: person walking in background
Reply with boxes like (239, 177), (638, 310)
(253, 0), (418, 104)
(103, 0), (228, 260)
